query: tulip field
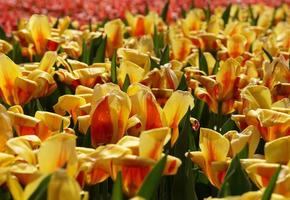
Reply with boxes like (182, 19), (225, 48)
(0, 0), (289, 200)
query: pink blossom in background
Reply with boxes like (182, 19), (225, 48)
(0, 0), (289, 35)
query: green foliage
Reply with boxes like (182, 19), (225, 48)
(262, 48), (273, 62)
(222, 4), (232, 26)
(112, 172), (123, 200)
(137, 155), (168, 199)
(160, 45), (170, 66)
(161, 1), (170, 22)
(111, 50), (118, 84)
(198, 48), (208, 75)
(177, 74), (188, 91)
(28, 175), (51, 200)
(262, 165), (282, 200)
(218, 156), (252, 197)
(122, 74), (130, 92)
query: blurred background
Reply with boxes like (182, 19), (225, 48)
(0, 0), (289, 34)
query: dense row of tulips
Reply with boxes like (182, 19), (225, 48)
(0, 2), (289, 200)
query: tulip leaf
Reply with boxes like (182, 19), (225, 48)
(262, 48), (273, 62)
(89, 36), (102, 64)
(160, 45), (170, 66)
(0, 187), (11, 200)
(248, 5), (259, 26)
(150, 57), (160, 70)
(0, 26), (6, 40)
(220, 118), (239, 134)
(161, 0), (170, 22)
(94, 35), (107, 63)
(172, 109), (198, 200)
(181, 7), (187, 18)
(190, 0), (195, 9)
(222, 4), (232, 26)
(237, 144), (249, 159)
(261, 165), (282, 200)
(81, 39), (90, 64)
(198, 48), (208, 75)
(177, 74), (188, 91)
(218, 156), (252, 197)
(204, 3), (211, 23)
(153, 25), (164, 57)
(60, 120), (64, 133)
(191, 98), (205, 122)
(137, 155), (167, 199)
(111, 50), (118, 84)
(36, 99), (44, 111)
(122, 74), (130, 92)
(212, 59), (220, 75)
(112, 172), (123, 200)
(28, 175), (51, 200)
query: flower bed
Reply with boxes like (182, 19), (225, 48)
(0, 1), (289, 200)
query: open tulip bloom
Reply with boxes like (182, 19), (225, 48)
(0, 1), (289, 200)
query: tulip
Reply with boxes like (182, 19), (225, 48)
(104, 19), (124, 57)
(28, 14), (51, 55)
(0, 53), (37, 105)
(264, 135), (290, 164)
(0, 39), (12, 54)
(38, 133), (78, 177)
(0, 104), (12, 152)
(194, 58), (239, 114)
(90, 89), (131, 147)
(163, 90), (194, 146)
(187, 128), (230, 188)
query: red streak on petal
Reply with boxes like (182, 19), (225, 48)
(145, 94), (163, 130)
(91, 97), (114, 147)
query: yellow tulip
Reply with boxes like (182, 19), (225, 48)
(0, 104), (13, 152)
(187, 128), (230, 188)
(265, 136), (290, 164)
(38, 133), (78, 177)
(227, 34), (247, 58)
(0, 53), (37, 105)
(224, 125), (260, 158)
(104, 19), (124, 57)
(28, 14), (51, 55)
(245, 109), (290, 141)
(163, 90), (194, 145)
(0, 39), (13, 54)
(90, 89), (131, 147)
(47, 169), (82, 200)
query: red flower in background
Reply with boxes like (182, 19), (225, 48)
(0, 0), (288, 35)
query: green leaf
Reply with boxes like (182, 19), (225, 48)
(161, 0), (170, 22)
(150, 57), (160, 70)
(153, 26), (165, 57)
(137, 155), (167, 199)
(60, 120), (64, 133)
(237, 144), (249, 159)
(262, 165), (282, 200)
(220, 118), (238, 134)
(0, 26), (7, 40)
(89, 36), (102, 64)
(36, 99), (44, 111)
(0, 187), (12, 200)
(218, 156), (252, 197)
(172, 109), (198, 200)
(94, 36), (107, 63)
(160, 45), (170, 66)
(112, 172), (123, 200)
(198, 48), (208, 75)
(248, 5), (259, 26)
(191, 98), (205, 121)
(81, 39), (90, 64)
(204, 3), (211, 22)
(177, 74), (188, 91)
(53, 18), (59, 28)
(212, 59), (219, 75)
(262, 48), (273, 62)
(222, 4), (232, 26)
(111, 50), (118, 84)
(181, 7), (187, 18)
(190, 0), (195, 10)
(28, 175), (51, 200)
(122, 74), (130, 92)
